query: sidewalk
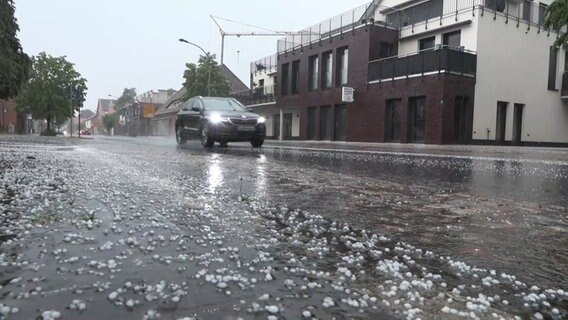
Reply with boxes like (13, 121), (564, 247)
(259, 139), (568, 162)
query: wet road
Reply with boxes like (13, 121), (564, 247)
(1, 135), (567, 320)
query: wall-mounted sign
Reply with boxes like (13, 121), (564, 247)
(342, 87), (354, 103)
(143, 104), (156, 118)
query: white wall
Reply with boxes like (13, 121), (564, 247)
(250, 106), (300, 138)
(473, 12), (568, 143)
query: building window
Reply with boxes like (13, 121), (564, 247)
(281, 63), (289, 95)
(443, 30), (461, 49)
(291, 60), (300, 95)
(308, 55), (319, 91)
(379, 42), (394, 59)
(322, 51), (333, 89)
(419, 36), (436, 52)
(548, 46), (558, 91)
(523, 0), (533, 22)
(485, 0), (506, 12)
(539, 3), (548, 26)
(336, 47), (348, 86)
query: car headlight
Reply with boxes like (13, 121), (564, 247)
(209, 113), (224, 124)
(257, 116), (266, 124)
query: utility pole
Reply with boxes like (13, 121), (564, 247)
(78, 110), (81, 138)
(69, 86), (73, 137)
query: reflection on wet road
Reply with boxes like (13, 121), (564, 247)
(165, 140), (568, 291)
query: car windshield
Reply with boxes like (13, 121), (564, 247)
(203, 98), (248, 112)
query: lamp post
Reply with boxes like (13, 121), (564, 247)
(179, 38), (212, 96)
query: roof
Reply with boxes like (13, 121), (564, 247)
(219, 64), (249, 94)
(154, 87), (187, 116)
(79, 109), (95, 119)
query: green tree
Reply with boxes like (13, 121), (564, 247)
(182, 54), (230, 99)
(102, 113), (118, 134)
(16, 52), (87, 133)
(544, 0), (568, 47)
(0, 0), (31, 100)
(115, 88), (137, 110)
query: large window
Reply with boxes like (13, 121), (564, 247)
(419, 36), (436, 51)
(322, 51), (333, 89)
(548, 46), (558, 91)
(336, 47), (348, 86)
(291, 60), (300, 95)
(308, 55), (319, 91)
(539, 3), (548, 26)
(281, 63), (289, 95)
(443, 30), (461, 49)
(523, 0), (533, 22)
(379, 42), (395, 59)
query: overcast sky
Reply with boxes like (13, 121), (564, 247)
(15, 0), (369, 111)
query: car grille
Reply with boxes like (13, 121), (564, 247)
(229, 118), (257, 125)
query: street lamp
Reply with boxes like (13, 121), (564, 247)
(179, 38), (212, 97)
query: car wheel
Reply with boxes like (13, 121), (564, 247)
(201, 124), (214, 148)
(219, 141), (228, 148)
(251, 138), (264, 148)
(176, 126), (186, 145)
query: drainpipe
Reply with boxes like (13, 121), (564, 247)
(279, 108), (284, 141)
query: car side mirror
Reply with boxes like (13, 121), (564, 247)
(191, 106), (201, 112)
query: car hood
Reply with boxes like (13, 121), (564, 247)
(204, 110), (259, 119)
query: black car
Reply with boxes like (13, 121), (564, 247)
(175, 97), (266, 148)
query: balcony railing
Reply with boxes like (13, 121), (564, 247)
(561, 72), (568, 98)
(231, 84), (278, 106)
(251, 54), (278, 74)
(386, 0), (551, 31)
(277, 2), (397, 54)
(368, 47), (477, 82)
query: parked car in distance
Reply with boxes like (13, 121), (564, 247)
(80, 130), (91, 135)
(175, 97), (266, 148)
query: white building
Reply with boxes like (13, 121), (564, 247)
(374, 0), (568, 145)
(245, 0), (568, 145)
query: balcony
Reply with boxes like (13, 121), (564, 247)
(251, 54), (277, 75)
(231, 84), (278, 107)
(368, 47), (477, 82)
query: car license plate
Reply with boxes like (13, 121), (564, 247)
(238, 126), (255, 132)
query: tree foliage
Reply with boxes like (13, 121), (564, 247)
(15, 52), (87, 130)
(544, 0), (568, 47)
(102, 113), (118, 134)
(0, 0), (31, 100)
(115, 88), (137, 110)
(182, 54), (230, 100)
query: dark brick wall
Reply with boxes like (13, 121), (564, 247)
(362, 74), (476, 144)
(276, 24), (476, 144)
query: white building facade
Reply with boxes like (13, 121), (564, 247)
(378, 0), (567, 144)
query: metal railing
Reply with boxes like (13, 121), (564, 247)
(277, 2), (396, 54)
(368, 46), (477, 82)
(251, 54), (278, 74)
(388, 0), (551, 31)
(231, 84), (278, 106)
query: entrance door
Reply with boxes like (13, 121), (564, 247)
(273, 113), (280, 139)
(320, 106), (330, 140)
(408, 96), (426, 143)
(454, 96), (469, 144)
(283, 113), (293, 139)
(334, 105), (347, 141)
(512, 103), (524, 145)
(385, 99), (402, 142)
(495, 101), (508, 144)
(307, 107), (316, 140)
